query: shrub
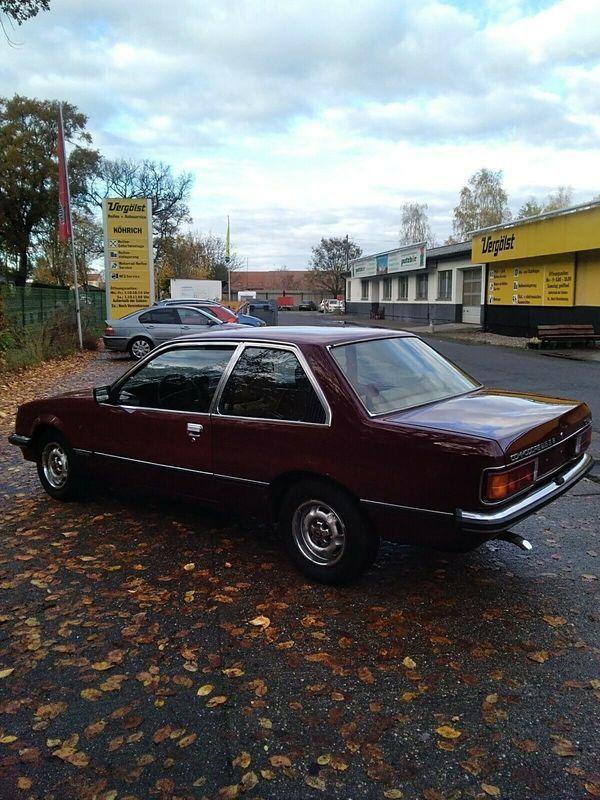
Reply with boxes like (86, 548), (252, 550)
(0, 304), (101, 373)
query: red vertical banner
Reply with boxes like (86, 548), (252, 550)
(57, 109), (72, 244)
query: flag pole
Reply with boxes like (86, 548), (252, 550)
(225, 215), (231, 302)
(59, 103), (83, 349)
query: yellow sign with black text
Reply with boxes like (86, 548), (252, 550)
(103, 198), (154, 319)
(487, 256), (575, 307)
(472, 203), (600, 263)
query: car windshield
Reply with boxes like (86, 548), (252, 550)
(330, 336), (479, 415)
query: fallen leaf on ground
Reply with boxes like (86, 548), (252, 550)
(249, 615), (270, 628)
(402, 656), (417, 669)
(436, 725), (462, 739)
(482, 783), (501, 797)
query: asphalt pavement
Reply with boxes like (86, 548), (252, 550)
(0, 333), (598, 800)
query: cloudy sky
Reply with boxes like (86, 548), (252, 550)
(1, 0), (599, 269)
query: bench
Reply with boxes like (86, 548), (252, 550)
(537, 324), (600, 348)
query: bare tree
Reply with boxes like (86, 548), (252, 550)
(452, 168), (511, 239)
(517, 198), (544, 219)
(156, 231), (243, 296)
(309, 236), (362, 297)
(87, 158), (193, 266)
(399, 202), (436, 247)
(544, 186), (573, 212)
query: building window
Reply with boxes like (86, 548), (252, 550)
(346, 281), (351, 301)
(437, 270), (452, 301)
(361, 280), (369, 301)
(416, 273), (428, 300)
(397, 275), (408, 300)
(382, 278), (392, 300)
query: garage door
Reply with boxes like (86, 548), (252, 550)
(462, 267), (482, 324)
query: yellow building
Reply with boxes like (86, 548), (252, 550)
(471, 201), (600, 336)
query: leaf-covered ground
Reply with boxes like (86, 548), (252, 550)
(0, 353), (598, 800)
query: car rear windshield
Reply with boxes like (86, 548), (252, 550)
(330, 336), (479, 415)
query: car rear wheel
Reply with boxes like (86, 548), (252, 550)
(128, 336), (153, 360)
(279, 480), (379, 584)
(36, 431), (81, 501)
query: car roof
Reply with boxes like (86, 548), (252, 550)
(168, 325), (415, 347)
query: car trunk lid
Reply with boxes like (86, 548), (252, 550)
(383, 389), (591, 462)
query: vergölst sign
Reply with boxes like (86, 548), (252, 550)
(102, 198), (154, 319)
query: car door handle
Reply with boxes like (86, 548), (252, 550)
(187, 423), (204, 438)
(181, 325), (191, 330)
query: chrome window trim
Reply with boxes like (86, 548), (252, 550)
(213, 342), (332, 427)
(108, 340), (241, 403)
(360, 498), (453, 517)
(325, 336), (482, 419)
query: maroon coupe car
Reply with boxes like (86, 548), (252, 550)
(9, 327), (593, 583)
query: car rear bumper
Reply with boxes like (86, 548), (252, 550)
(102, 336), (128, 352)
(456, 452), (593, 535)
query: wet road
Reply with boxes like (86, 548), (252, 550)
(0, 347), (598, 800)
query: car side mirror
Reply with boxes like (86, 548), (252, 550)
(93, 385), (111, 404)
(207, 319), (218, 326)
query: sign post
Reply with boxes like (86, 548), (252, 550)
(102, 199), (154, 319)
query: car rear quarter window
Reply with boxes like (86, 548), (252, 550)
(179, 308), (212, 325)
(116, 346), (236, 412)
(139, 308), (181, 325)
(331, 336), (479, 415)
(218, 346), (326, 424)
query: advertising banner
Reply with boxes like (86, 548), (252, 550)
(487, 255), (575, 307)
(352, 243), (426, 278)
(103, 198), (154, 319)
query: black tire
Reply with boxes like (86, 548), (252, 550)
(279, 479), (379, 585)
(36, 431), (81, 501)
(128, 336), (153, 360)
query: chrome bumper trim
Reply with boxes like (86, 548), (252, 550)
(457, 453), (593, 534)
(8, 433), (32, 448)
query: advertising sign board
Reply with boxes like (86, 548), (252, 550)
(352, 243), (426, 278)
(103, 198), (154, 319)
(487, 256), (575, 307)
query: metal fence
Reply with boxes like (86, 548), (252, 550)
(0, 285), (107, 328)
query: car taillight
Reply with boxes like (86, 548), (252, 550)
(483, 461), (536, 503)
(575, 426), (592, 455)
(104, 325), (115, 336)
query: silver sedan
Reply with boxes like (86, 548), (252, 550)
(103, 305), (244, 359)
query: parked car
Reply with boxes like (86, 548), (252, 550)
(102, 305), (245, 360)
(298, 300), (317, 311)
(156, 298), (266, 327)
(9, 328), (593, 584)
(327, 299), (345, 313)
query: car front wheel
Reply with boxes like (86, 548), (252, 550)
(36, 431), (81, 501)
(128, 336), (153, 360)
(279, 480), (379, 584)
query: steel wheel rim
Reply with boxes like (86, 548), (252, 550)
(42, 443), (69, 489)
(292, 499), (346, 566)
(131, 339), (151, 359)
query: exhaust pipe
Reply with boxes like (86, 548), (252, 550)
(496, 531), (532, 552)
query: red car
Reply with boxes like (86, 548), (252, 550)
(9, 328), (593, 584)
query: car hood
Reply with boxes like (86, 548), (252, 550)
(382, 389), (590, 452)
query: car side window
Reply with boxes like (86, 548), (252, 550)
(218, 346), (326, 424)
(139, 308), (181, 325)
(116, 346), (236, 412)
(179, 308), (211, 326)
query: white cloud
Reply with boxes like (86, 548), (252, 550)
(0, 0), (599, 266)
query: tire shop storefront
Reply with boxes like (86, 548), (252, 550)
(473, 202), (600, 337)
(346, 242), (484, 325)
